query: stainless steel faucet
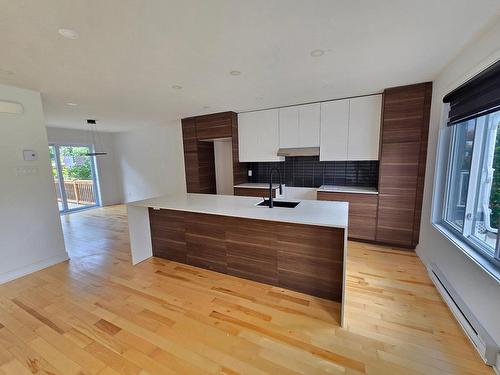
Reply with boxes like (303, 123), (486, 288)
(268, 167), (283, 208)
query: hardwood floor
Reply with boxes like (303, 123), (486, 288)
(0, 205), (491, 374)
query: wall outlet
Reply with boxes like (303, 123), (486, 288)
(248, 169), (252, 177)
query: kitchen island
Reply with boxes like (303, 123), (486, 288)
(127, 193), (348, 325)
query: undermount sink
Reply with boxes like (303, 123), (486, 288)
(256, 200), (300, 208)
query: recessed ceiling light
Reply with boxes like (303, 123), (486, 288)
(58, 28), (79, 40)
(66, 102), (78, 106)
(230, 70), (241, 76)
(172, 85), (183, 90)
(0, 68), (14, 75)
(310, 49), (325, 57)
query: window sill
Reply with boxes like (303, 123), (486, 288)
(433, 222), (500, 284)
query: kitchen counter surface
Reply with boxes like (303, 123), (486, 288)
(128, 193), (348, 229)
(234, 183), (280, 189)
(318, 185), (378, 195)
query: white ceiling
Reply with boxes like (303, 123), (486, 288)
(1, 0), (500, 132)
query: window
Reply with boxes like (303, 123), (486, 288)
(49, 144), (101, 213)
(441, 110), (500, 266)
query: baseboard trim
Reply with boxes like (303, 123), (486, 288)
(0, 252), (69, 284)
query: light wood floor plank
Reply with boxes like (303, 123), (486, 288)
(0, 205), (492, 375)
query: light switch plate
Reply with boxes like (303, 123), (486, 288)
(23, 149), (38, 161)
(248, 169), (253, 177)
(16, 166), (38, 176)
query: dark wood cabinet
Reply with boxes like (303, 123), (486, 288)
(226, 219), (278, 285)
(149, 209), (187, 263)
(234, 187), (276, 198)
(182, 112), (247, 194)
(181, 118), (216, 194)
(317, 191), (378, 241)
(194, 112), (233, 140)
(375, 82), (432, 248)
(185, 212), (227, 273)
(149, 208), (345, 302)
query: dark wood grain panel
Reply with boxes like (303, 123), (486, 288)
(278, 269), (342, 301)
(181, 119), (216, 194)
(149, 208), (187, 262)
(375, 227), (414, 247)
(227, 256), (278, 285)
(377, 207), (415, 231)
(194, 112), (233, 140)
(149, 209), (344, 302)
(182, 111), (247, 194)
(317, 191), (378, 240)
(231, 111), (248, 186)
(316, 192), (378, 217)
(348, 215), (377, 241)
(234, 187), (276, 198)
(413, 83), (432, 246)
(376, 82), (432, 248)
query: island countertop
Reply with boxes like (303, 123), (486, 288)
(128, 193), (348, 229)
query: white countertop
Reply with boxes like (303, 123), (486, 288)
(318, 185), (378, 195)
(128, 193), (348, 229)
(234, 183), (280, 189)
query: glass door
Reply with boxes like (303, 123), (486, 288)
(50, 144), (100, 213)
(49, 145), (64, 212)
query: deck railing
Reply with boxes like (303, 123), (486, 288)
(55, 179), (96, 205)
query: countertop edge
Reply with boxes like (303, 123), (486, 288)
(317, 189), (379, 195)
(128, 194), (348, 229)
(146, 205), (348, 229)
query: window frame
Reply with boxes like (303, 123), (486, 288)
(434, 112), (500, 281)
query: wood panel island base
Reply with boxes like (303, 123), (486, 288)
(127, 193), (348, 325)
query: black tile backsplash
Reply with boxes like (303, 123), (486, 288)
(248, 156), (378, 188)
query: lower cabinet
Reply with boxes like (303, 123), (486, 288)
(233, 187), (276, 198)
(149, 208), (345, 302)
(317, 191), (378, 241)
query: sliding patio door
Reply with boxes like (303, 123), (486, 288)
(50, 144), (100, 213)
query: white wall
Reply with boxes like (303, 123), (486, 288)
(0, 84), (67, 283)
(115, 122), (186, 202)
(214, 139), (234, 195)
(418, 19), (500, 344)
(45, 127), (123, 206)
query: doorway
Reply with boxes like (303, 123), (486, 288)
(49, 144), (101, 213)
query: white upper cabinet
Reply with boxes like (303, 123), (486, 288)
(298, 103), (320, 147)
(279, 107), (299, 148)
(320, 99), (349, 161)
(319, 95), (382, 161)
(348, 95), (382, 160)
(238, 109), (284, 162)
(279, 103), (320, 148)
(238, 95), (381, 162)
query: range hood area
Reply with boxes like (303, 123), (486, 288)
(276, 147), (320, 157)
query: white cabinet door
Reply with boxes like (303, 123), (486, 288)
(279, 106), (299, 148)
(238, 111), (256, 162)
(238, 109), (284, 162)
(298, 103), (320, 147)
(320, 99), (349, 161)
(348, 95), (382, 160)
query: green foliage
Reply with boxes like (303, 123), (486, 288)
(52, 146), (94, 181)
(490, 128), (500, 229)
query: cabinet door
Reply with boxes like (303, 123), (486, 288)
(348, 95), (382, 160)
(320, 99), (349, 161)
(279, 107), (299, 148)
(238, 109), (284, 162)
(238, 112), (257, 162)
(298, 103), (320, 147)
